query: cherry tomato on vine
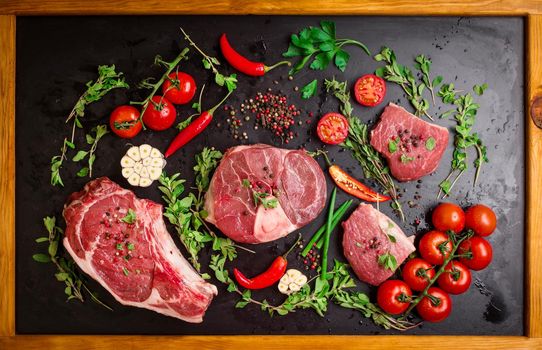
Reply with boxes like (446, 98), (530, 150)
(432, 203), (465, 233)
(316, 112), (349, 145)
(458, 236), (493, 271)
(376, 280), (412, 315)
(161, 72), (197, 105)
(142, 95), (177, 131)
(353, 74), (386, 107)
(402, 258), (435, 292)
(109, 105), (142, 139)
(419, 230), (452, 265)
(465, 204), (497, 237)
(416, 287), (452, 323)
(437, 261), (472, 295)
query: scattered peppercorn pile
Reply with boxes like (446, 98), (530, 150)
(240, 90), (301, 143)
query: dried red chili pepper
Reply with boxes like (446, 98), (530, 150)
(164, 90), (232, 158)
(233, 235), (301, 290)
(219, 33), (291, 77)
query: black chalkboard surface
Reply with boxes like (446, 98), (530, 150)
(15, 16), (524, 335)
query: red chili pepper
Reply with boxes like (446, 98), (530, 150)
(329, 165), (391, 202)
(164, 90), (232, 158)
(233, 235), (300, 290)
(219, 33), (291, 77)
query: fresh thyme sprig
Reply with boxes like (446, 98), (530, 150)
(374, 47), (433, 120)
(438, 91), (488, 198)
(71, 124), (108, 178)
(33, 216), (112, 310)
(131, 48), (190, 128)
(180, 27), (237, 92)
(324, 78), (405, 221)
(283, 21), (370, 75)
(51, 65), (128, 187)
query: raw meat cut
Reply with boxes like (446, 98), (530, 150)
(342, 203), (415, 286)
(370, 103), (449, 182)
(63, 177), (217, 323)
(204, 144), (326, 244)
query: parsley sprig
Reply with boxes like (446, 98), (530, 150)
(374, 47), (435, 120)
(438, 90), (488, 198)
(51, 65), (128, 186)
(180, 27), (237, 92)
(283, 21), (370, 75)
(324, 78), (405, 221)
(33, 216), (112, 310)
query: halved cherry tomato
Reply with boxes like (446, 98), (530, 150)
(402, 258), (435, 292)
(109, 105), (142, 139)
(465, 204), (497, 236)
(437, 261), (472, 295)
(416, 287), (452, 323)
(142, 95), (177, 131)
(354, 74), (386, 107)
(376, 280), (412, 315)
(316, 112), (349, 145)
(162, 72), (197, 105)
(328, 165), (390, 202)
(419, 230), (452, 265)
(458, 236), (493, 271)
(432, 203), (465, 233)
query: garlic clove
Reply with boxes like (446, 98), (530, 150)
(139, 144), (152, 159)
(148, 167), (162, 181)
(150, 148), (162, 158)
(139, 177), (152, 187)
(127, 173), (140, 186)
(120, 155), (136, 168)
(278, 282), (289, 295)
(126, 146), (141, 162)
(121, 167), (134, 179)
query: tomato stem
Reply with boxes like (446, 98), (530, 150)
(130, 47), (190, 130)
(402, 231), (470, 318)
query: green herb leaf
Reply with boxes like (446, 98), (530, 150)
(388, 139), (398, 153)
(32, 253), (51, 263)
(76, 167), (89, 177)
(176, 116), (194, 131)
(72, 150), (88, 162)
(377, 252), (398, 270)
(334, 50), (350, 72)
(400, 154), (414, 164)
(242, 179), (251, 188)
(301, 79), (318, 99)
(122, 209), (137, 224)
(122, 267), (130, 276)
(425, 137), (436, 151)
(473, 83), (488, 96)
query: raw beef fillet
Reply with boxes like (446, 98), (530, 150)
(63, 177), (217, 323)
(204, 144), (326, 244)
(370, 103), (449, 182)
(342, 203), (415, 286)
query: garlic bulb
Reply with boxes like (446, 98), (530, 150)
(278, 269), (308, 295)
(120, 145), (165, 187)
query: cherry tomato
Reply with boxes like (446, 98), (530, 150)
(402, 258), (435, 292)
(354, 74), (386, 107)
(416, 287), (452, 323)
(419, 230), (452, 265)
(437, 261), (472, 295)
(316, 112), (349, 145)
(465, 204), (497, 237)
(162, 72), (197, 105)
(109, 105), (142, 139)
(142, 96), (177, 131)
(432, 203), (465, 233)
(458, 236), (493, 271)
(376, 280), (412, 315)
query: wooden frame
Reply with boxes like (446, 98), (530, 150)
(1, 1), (541, 348)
